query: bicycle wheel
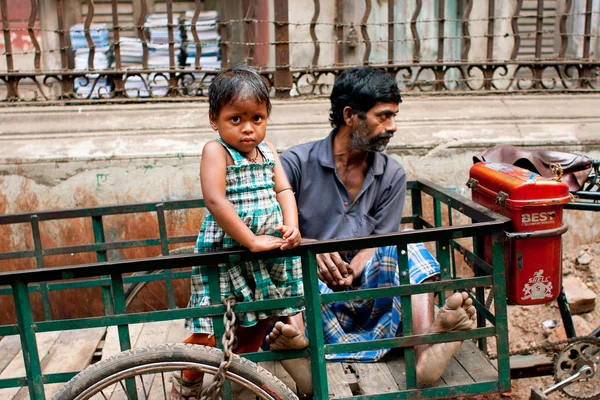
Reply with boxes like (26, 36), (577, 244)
(54, 344), (298, 400)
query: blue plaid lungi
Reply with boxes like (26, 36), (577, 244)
(320, 243), (440, 362)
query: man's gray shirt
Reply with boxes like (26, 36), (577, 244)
(280, 129), (407, 243)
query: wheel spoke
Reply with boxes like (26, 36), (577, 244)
(161, 371), (168, 399)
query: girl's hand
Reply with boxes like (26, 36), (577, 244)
(275, 225), (301, 250)
(249, 235), (285, 253)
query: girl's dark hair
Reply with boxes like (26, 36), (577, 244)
(208, 65), (272, 120)
(329, 67), (402, 128)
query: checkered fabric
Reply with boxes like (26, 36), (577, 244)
(320, 243), (440, 362)
(185, 139), (304, 334)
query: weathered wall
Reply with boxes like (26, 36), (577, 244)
(1, 95), (599, 322)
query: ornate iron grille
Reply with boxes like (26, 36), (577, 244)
(0, 0), (598, 104)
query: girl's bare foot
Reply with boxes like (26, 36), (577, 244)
(265, 321), (309, 351)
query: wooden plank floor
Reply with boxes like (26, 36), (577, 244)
(0, 323), (499, 399)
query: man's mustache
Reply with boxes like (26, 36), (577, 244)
(373, 133), (394, 141)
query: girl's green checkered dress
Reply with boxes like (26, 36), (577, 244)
(185, 139), (304, 334)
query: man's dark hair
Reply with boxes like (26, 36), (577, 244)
(329, 67), (402, 128)
(208, 64), (272, 121)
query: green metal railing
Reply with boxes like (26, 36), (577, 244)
(0, 179), (512, 400)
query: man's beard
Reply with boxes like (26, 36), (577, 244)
(349, 120), (393, 152)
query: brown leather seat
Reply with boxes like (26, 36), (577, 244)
(473, 145), (593, 191)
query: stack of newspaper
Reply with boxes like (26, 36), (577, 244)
(70, 23), (112, 98)
(69, 23), (110, 50)
(181, 10), (221, 70)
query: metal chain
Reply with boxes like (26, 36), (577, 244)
(550, 163), (565, 182)
(199, 295), (238, 400)
(488, 335), (598, 360)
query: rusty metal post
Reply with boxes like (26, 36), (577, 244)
(0, 0), (19, 100)
(166, 0), (178, 96)
(581, 0), (593, 88)
(435, 0), (445, 90)
(56, 0), (75, 98)
(533, 0), (545, 88)
(411, 0), (422, 63)
(388, 0), (394, 64)
(335, 0), (343, 66)
(83, 0), (96, 71)
(511, 0), (523, 60)
(310, 0), (320, 68)
(360, 0), (372, 65)
(111, 0), (125, 97)
(274, 0), (291, 98)
(191, 0), (204, 70)
(28, 0), (42, 72)
(484, 0), (495, 90)
(242, 0), (255, 65)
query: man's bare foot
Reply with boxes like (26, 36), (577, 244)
(266, 321), (309, 351)
(430, 291), (476, 333)
(416, 292), (477, 385)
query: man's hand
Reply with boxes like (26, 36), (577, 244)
(316, 252), (353, 288)
(248, 235), (285, 253)
(275, 225), (301, 250)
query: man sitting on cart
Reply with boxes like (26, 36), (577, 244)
(266, 66), (477, 391)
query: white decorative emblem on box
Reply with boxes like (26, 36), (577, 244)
(521, 269), (553, 300)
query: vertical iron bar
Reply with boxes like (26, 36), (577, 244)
(84, 0), (96, 70)
(243, 0), (255, 65)
(191, 0), (204, 70)
(388, 0), (394, 63)
(558, 0), (572, 58)
(30, 215), (52, 321)
(156, 204), (176, 309)
(28, 0), (42, 71)
(447, 207), (457, 278)
(397, 243), (416, 389)
(92, 215), (114, 315)
(0, 0), (18, 100)
(484, 0), (496, 90)
(361, 0), (372, 65)
(274, 0), (291, 98)
(557, 286), (577, 337)
(309, 0), (320, 68)
(166, 0), (178, 96)
(511, 0), (523, 60)
(301, 249), (329, 399)
(0, 0), (14, 71)
(581, 0), (593, 88)
(56, 0), (74, 98)
(334, 0), (344, 66)
(486, 0), (495, 61)
(433, 200), (448, 305)
(435, 0), (445, 90)
(138, 0), (149, 69)
(112, 272), (138, 399)
(411, 189), (423, 230)
(411, 0), (423, 63)
(13, 280), (46, 400)
(473, 235), (487, 353)
(535, 0), (544, 60)
(111, 0), (125, 97)
(207, 262), (231, 397)
(491, 233), (511, 392)
(219, 15), (229, 68)
(461, 0), (472, 61)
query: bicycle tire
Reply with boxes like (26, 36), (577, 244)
(54, 343), (298, 400)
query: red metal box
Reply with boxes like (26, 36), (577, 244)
(468, 162), (570, 305)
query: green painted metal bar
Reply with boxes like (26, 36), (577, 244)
(301, 249), (329, 399)
(12, 279), (46, 399)
(30, 215), (52, 321)
(397, 243), (416, 390)
(0, 249), (35, 260)
(472, 235), (488, 353)
(321, 276), (492, 304)
(491, 232), (511, 392)
(0, 198), (206, 225)
(0, 325), (18, 336)
(242, 348), (309, 363)
(92, 215), (114, 315)
(448, 207), (457, 278)
(207, 262), (232, 399)
(33, 296), (305, 333)
(0, 371), (79, 389)
(334, 380), (501, 400)
(0, 376), (27, 390)
(410, 189), (423, 230)
(156, 203), (176, 309)
(111, 272), (138, 399)
(434, 199), (448, 305)
(326, 327), (495, 354)
(43, 237), (163, 256)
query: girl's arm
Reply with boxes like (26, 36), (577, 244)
(267, 141), (301, 250)
(267, 141), (298, 229)
(201, 141), (283, 252)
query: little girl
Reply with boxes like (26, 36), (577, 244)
(173, 65), (307, 398)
